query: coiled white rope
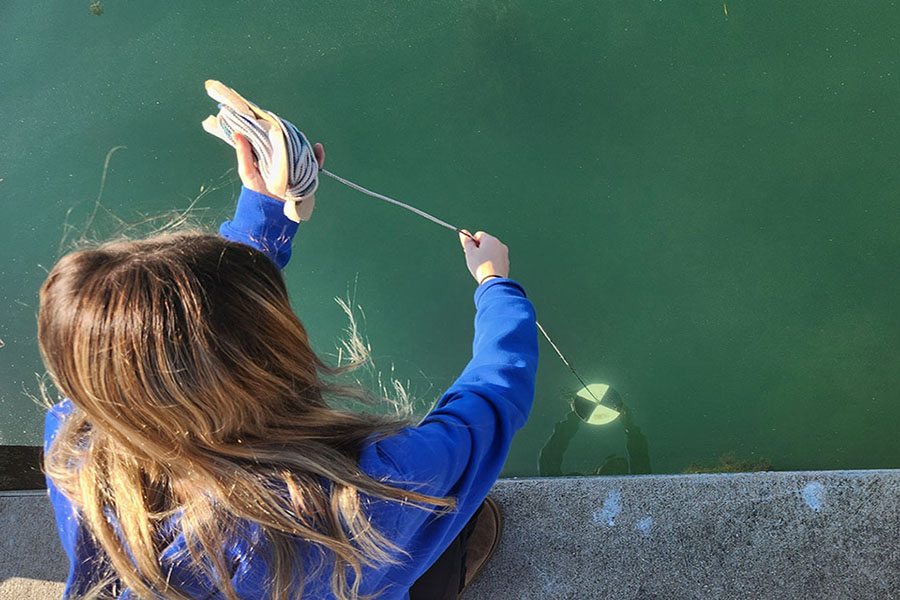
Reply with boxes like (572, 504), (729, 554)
(214, 104), (320, 201)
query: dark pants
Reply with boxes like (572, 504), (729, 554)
(408, 503), (484, 600)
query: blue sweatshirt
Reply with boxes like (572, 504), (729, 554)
(44, 187), (538, 599)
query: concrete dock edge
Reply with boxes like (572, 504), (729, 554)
(3, 470), (899, 599)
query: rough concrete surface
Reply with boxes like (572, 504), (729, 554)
(3, 471), (900, 599)
(0, 493), (67, 600)
(467, 471), (900, 599)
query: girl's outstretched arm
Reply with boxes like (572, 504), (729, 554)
(357, 233), (539, 588)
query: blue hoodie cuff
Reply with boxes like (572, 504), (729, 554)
(219, 187), (299, 269)
(473, 277), (527, 307)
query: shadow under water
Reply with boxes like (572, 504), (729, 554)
(538, 388), (651, 477)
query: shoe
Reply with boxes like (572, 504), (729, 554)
(458, 496), (503, 598)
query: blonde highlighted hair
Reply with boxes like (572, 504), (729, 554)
(39, 231), (454, 600)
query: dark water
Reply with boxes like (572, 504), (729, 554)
(2, 1), (899, 477)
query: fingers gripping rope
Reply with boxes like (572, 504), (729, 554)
(216, 106), (319, 201)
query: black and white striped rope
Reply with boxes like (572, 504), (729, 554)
(213, 103), (474, 240)
(215, 104), (319, 201)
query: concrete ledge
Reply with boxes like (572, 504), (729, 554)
(468, 471), (900, 599)
(4, 471), (900, 599)
(0, 492), (68, 600)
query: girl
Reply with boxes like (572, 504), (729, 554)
(40, 134), (538, 600)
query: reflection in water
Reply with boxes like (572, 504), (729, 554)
(538, 388), (651, 476)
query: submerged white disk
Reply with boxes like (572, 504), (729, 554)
(578, 383), (610, 402)
(575, 383), (620, 425)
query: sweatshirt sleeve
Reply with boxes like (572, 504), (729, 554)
(44, 401), (79, 566)
(219, 187), (299, 269)
(359, 277), (538, 585)
(44, 400), (107, 598)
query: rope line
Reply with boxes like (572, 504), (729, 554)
(214, 103), (474, 240)
(319, 168), (473, 240)
(211, 99), (597, 405)
(535, 321), (601, 404)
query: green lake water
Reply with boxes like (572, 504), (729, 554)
(2, 1), (900, 477)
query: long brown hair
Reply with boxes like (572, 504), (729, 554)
(39, 231), (454, 600)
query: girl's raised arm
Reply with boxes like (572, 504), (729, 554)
(218, 133), (325, 269)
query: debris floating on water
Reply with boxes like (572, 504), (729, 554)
(683, 452), (771, 474)
(90, 1), (103, 16)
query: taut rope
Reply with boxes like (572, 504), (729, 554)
(204, 81), (601, 406)
(208, 91), (474, 240)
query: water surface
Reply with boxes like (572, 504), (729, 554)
(2, 1), (899, 476)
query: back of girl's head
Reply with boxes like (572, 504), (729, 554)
(39, 231), (321, 454)
(39, 230), (452, 600)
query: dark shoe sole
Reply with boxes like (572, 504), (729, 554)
(459, 496), (502, 598)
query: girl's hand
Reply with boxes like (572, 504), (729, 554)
(458, 230), (510, 284)
(233, 133), (325, 198)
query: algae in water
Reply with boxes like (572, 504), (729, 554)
(683, 452), (771, 474)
